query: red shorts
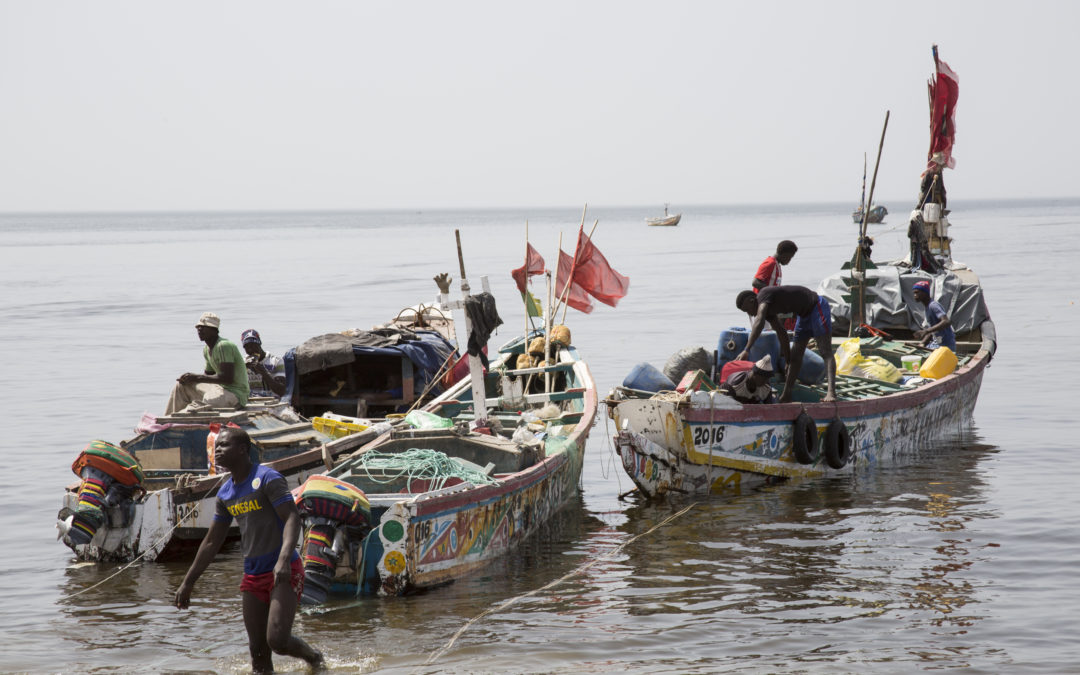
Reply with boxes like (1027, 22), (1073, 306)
(239, 557), (304, 604)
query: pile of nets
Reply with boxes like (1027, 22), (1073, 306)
(353, 448), (499, 492)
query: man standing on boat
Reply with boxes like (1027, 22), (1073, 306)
(911, 280), (956, 352)
(164, 311), (250, 416)
(752, 240), (798, 329)
(241, 329), (286, 398)
(752, 240), (798, 292)
(174, 427), (324, 674)
(734, 286), (837, 403)
(165, 312), (250, 414)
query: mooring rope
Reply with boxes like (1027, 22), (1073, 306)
(64, 473), (228, 600)
(420, 501), (698, 667)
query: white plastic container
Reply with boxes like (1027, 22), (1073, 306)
(901, 354), (922, 373)
(922, 202), (942, 224)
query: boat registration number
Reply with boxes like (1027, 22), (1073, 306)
(692, 425), (725, 446)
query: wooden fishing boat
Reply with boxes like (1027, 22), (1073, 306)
(292, 231), (598, 601)
(56, 305), (461, 562)
(852, 203), (887, 224)
(607, 46), (992, 498)
(646, 204), (681, 227)
(606, 325), (993, 496)
(294, 329), (595, 600)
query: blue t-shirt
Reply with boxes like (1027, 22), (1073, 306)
(926, 300), (957, 352)
(214, 464), (298, 575)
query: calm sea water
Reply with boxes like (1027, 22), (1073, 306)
(2, 200), (1078, 674)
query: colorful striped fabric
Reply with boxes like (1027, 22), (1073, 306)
(71, 440), (145, 486)
(295, 475), (370, 528)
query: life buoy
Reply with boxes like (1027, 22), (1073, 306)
(792, 412), (819, 465)
(824, 419), (851, 469)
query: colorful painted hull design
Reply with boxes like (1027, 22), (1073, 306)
(609, 340), (991, 498)
(317, 342), (596, 598)
(369, 437), (584, 595)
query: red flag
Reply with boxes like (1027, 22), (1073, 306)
(572, 227), (630, 307)
(511, 243), (546, 293)
(926, 47), (959, 173)
(556, 249), (594, 314)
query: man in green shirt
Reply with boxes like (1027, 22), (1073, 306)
(165, 312), (250, 414)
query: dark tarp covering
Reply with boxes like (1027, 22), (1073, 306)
(281, 328), (457, 403)
(819, 260), (991, 335)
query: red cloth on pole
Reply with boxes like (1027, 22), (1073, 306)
(510, 243), (546, 293)
(927, 53), (959, 172)
(556, 249), (594, 314)
(572, 227), (630, 307)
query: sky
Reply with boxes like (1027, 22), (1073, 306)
(2, 1), (1078, 212)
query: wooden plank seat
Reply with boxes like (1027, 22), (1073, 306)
(499, 362), (575, 378)
(485, 387), (585, 407)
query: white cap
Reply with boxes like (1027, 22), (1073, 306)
(752, 354), (774, 374)
(196, 312), (221, 328)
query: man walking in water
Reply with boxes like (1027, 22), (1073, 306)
(174, 427), (323, 673)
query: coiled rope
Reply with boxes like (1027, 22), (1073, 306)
(420, 501), (697, 668)
(353, 448), (499, 492)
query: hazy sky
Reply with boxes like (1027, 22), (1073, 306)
(3, 1), (1077, 212)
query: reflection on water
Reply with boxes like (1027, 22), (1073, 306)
(582, 435), (1003, 672)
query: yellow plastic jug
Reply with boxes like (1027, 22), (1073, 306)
(919, 346), (957, 379)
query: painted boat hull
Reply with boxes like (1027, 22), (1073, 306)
(609, 341), (989, 498)
(314, 343), (597, 597)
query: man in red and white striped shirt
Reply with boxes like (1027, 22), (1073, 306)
(752, 240), (798, 292)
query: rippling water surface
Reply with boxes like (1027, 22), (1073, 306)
(2, 200), (1078, 673)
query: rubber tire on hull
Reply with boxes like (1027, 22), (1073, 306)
(824, 419), (851, 469)
(792, 412), (819, 465)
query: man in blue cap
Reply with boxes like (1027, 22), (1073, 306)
(241, 329), (286, 398)
(911, 280), (956, 351)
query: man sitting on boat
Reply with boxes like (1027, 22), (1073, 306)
(911, 280), (956, 352)
(735, 286), (837, 403)
(241, 328), (286, 398)
(720, 355), (777, 404)
(165, 312), (250, 414)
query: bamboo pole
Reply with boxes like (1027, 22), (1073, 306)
(851, 110), (890, 335)
(523, 220), (530, 346)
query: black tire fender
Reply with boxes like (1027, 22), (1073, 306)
(824, 419), (851, 469)
(792, 412), (819, 465)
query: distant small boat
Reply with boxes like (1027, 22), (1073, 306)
(852, 204), (888, 224)
(646, 204), (681, 227)
(852, 152), (887, 224)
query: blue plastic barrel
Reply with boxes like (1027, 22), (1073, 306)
(797, 347), (825, 384)
(622, 362), (675, 393)
(748, 330), (783, 372)
(717, 327), (749, 369)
